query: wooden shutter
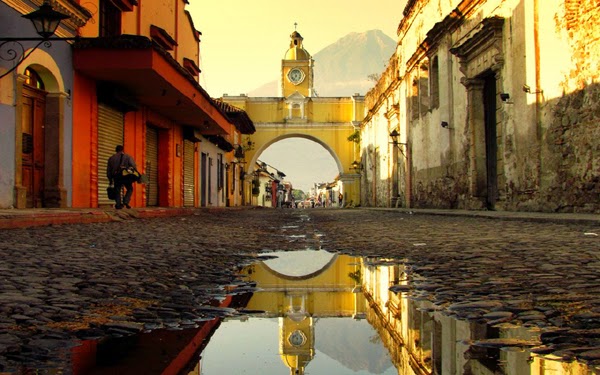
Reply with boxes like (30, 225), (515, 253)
(183, 139), (195, 207)
(146, 126), (159, 206)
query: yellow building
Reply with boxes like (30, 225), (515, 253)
(221, 29), (365, 205)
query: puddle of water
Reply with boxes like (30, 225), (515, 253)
(201, 250), (392, 375)
(5, 251), (599, 374)
(199, 251), (599, 375)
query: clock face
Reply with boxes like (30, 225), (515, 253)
(288, 330), (307, 347)
(287, 68), (305, 85)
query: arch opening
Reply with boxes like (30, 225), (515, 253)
(250, 135), (342, 195)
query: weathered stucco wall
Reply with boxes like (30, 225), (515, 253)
(360, 0), (599, 213)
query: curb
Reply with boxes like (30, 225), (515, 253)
(362, 207), (600, 225)
(0, 210), (113, 229)
(0, 206), (257, 230)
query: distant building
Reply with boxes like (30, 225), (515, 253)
(253, 160), (285, 208)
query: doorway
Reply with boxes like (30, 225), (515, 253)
(201, 153), (207, 207)
(483, 74), (498, 209)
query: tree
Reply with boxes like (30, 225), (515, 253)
(367, 73), (381, 82)
(292, 189), (305, 201)
(347, 130), (360, 144)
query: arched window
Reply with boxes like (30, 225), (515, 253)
(24, 68), (45, 90)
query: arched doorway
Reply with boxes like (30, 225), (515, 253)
(15, 61), (67, 208)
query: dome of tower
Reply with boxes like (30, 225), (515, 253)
(284, 47), (310, 60)
(284, 30), (311, 60)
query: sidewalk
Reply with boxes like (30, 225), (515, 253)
(0, 207), (202, 229)
(0, 206), (598, 229)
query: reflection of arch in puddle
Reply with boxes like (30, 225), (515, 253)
(242, 252), (363, 316)
(259, 250), (338, 281)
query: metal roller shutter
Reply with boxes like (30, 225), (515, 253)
(146, 126), (159, 206)
(98, 104), (124, 207)
(183, 139), (195, 207)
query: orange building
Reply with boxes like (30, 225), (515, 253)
(70, 0), (253, 208)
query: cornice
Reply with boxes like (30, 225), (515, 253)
(450, 16), (504, 59)
(398, 0), (481, 46)
(5, 0), (92, 32)
(403, 0), (484, 74)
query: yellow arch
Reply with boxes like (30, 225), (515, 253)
(17, 47), (65, 93)
(243, 124), (361, 204)
(247, 132), (344, 175)
(221, 94), (364, 205)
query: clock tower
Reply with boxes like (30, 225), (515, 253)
(281, 29), (314, 98)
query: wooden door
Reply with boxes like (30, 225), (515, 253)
(21, 87), (46, 208)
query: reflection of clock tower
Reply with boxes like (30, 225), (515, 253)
(281, 29), (314, 98)
(279, 293), (315, 375)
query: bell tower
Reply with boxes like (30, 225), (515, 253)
(281, 26), (314, 98)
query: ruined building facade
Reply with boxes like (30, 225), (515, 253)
(360, 0), (599, 212)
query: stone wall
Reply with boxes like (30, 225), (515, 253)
(541, 83), (600, 213)
(539, 0), (600, 213)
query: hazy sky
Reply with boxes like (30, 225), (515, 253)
(187, 1), (402, 96)
(186, 2), (403, 193)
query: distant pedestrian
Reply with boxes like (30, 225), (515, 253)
(107, 145), (138, 209)
(338, 192), (343, 207)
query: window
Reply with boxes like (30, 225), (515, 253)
(99, 0), (121, 37)
(430, 56), (440, 109)
(419, 62), (430, 116)
(24, 68), (44, 90)
(411, 78), (419, 120)
(217, 154), (224, 190)
(410, 61), (431, 120)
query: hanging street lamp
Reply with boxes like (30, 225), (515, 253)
(0, 1), (74, 79)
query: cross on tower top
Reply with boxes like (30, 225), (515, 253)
(294, 22), (298, 31)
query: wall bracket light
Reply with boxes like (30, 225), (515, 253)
(522, 84), (543, 95)
(350, 160), (363, 171)
(389, 129), (408, 157)
(499, 93), (514, 104)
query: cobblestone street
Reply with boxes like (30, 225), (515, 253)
(0, 208), (599, 371)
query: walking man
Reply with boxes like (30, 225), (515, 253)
(107, 145), (137, 209)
